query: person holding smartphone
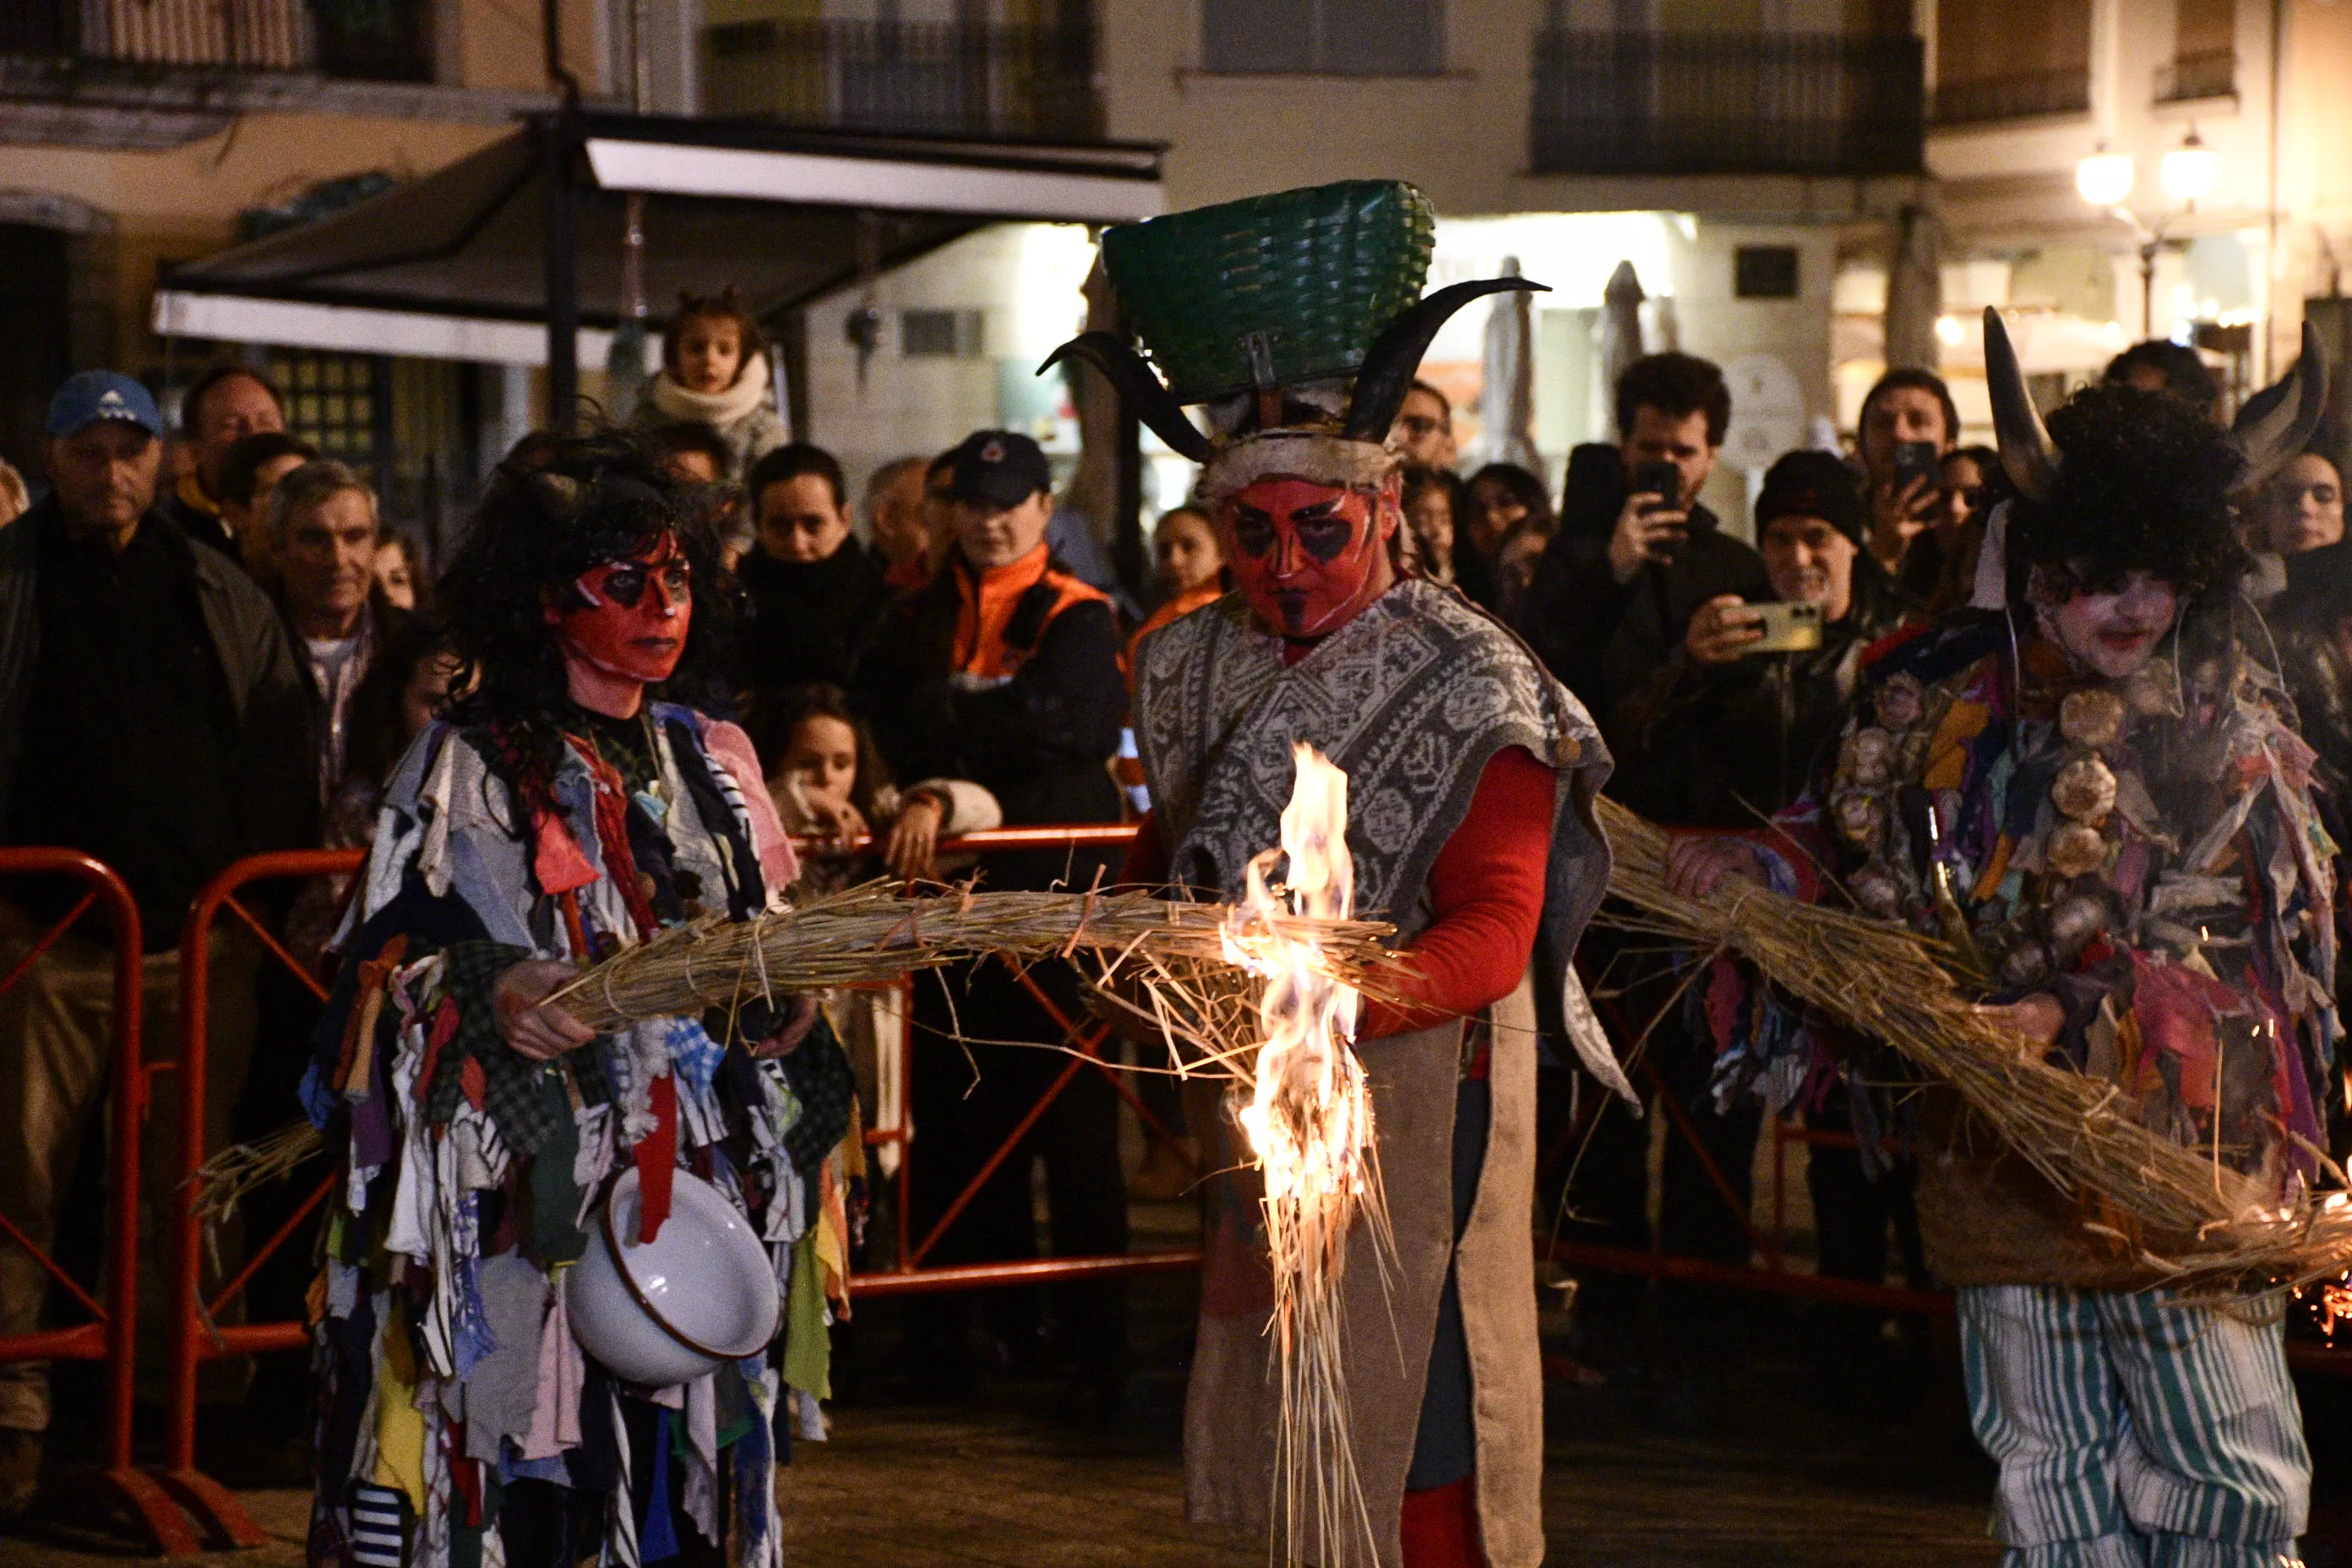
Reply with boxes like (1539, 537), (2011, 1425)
(1596, 449), (1914, 1405)
(1856, 368), (1959, 590)
(1519, 353), (1771, 716)
(1609, 450), (1903, 842)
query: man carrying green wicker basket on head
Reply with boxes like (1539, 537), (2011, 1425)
(1669, 310), (2336, 1568)
(1053, 181), (1621, 1568)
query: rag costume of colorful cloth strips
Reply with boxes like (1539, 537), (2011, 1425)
(302, 703), (856, 1568)
(1723, 609), (2338, 1284)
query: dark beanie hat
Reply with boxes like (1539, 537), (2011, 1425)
(1755, 449), (1866, 545)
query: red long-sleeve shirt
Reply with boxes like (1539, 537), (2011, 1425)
(1121, 746), (1556, 1039)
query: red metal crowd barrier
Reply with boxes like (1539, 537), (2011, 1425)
(150, 826), (2352, 1533)
(159, 825), (1204, 1523)
(164, 847), (359, 1546)
(1545, 966), (2352, 1380)
(0, 850), (219, 1553)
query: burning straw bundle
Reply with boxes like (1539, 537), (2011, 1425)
(195, 884), (1399, 1224)
(1217, 746), (1387, 1562)
(1596, 796), (2352, 1290)
(544, 879), (1399, 1035)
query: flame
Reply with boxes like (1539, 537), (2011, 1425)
(1223, 744), (1371, 1214)
(1217, 743), (1382, 1560)
(2317, 1278), (2352, 1341)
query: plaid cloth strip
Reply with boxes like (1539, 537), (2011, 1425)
(780, 1010), (856, 1179)
(422, 939), (610, 1158)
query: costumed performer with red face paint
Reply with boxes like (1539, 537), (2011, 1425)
(1051, 182), (1623, 1568)
(301, 433), (852, 1568)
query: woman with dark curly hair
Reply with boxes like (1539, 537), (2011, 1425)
(303, 432), (851, 1568)
(1671, 324), (2333, 1568)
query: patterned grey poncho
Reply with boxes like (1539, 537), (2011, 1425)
(1132, 576), (1624, 1091)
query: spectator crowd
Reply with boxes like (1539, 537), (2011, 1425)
(4, 291), (2351, 1505)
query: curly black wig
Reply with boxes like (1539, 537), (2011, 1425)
(438, 429), (739, 734)
(2006, 382), (2247, 601)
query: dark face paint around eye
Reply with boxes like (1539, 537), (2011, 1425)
(1220, 476), (1391, 640)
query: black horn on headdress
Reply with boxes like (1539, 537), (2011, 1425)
(1984, 307), (2060, 504)
(1038, 333), (1215, 463)
(1343, 279), (1549, 444)
(2231, 319), (2328, 490)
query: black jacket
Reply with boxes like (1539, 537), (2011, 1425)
(0, 496), (316, 943)
(1601, 562), (1911, 828)
(738, 536), (896, 706)
(851, 552), (1126, 890)
(159, 481), (239, 559)
(1520, 496), (1773, 721)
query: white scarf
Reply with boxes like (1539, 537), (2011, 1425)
(648, 351), (772, 430)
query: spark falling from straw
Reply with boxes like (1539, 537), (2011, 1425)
(1217, 745), (1386, 1564)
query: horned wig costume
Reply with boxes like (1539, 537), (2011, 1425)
(1604, 322), (2343, 1568)
(1062, 182), (1616, 1568)
(1974, 308), (2328, 607)
(1043, 181), (1540, 502)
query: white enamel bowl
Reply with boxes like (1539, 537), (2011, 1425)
(565, 1164), (782, 1388)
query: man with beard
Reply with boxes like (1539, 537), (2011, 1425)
(1054, 180), (1618, 1568)
(1609, 449), (1905, 826)
(1669, 313), (2333, 1568)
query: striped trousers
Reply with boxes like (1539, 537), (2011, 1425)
(1959, 1285), (2309, 1568)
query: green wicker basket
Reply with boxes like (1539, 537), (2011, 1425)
(1099, 181), (1435, 406)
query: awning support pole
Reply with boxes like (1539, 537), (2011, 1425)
(543, 0), (581, 431)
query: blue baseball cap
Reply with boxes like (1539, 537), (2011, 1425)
(47, 371), (163, 439)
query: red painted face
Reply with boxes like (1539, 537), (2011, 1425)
(550, 536), (694, 687)
(1221, 477), (1396, 640)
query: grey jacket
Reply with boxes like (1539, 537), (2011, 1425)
(0, 497), (316, 846)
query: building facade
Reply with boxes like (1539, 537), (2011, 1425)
(1914, 0), (2352, 439)
(8, 0), (1952, 550)
(0, 0), (605, 544)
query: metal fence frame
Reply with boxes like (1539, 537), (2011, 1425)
(133, 826), (2352, 1523)
(0, 851), (229, 1553)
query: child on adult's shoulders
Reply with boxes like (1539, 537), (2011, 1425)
(629, 286), (788, 481)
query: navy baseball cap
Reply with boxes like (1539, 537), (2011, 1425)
(945, 429), (1051, 509)
(47, 372), (163, 439)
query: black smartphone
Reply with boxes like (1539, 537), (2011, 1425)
(1631, 460), (1680, 513)
(1892, 439), (1941, 495)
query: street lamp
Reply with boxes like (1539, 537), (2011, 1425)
(2160, 127), (2218, 206)
(2075, 142), (2134, 207)
(2077, 128), (2219, 339)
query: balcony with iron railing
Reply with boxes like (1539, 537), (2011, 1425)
(702, 18), (1100, 141)
(1529, 30), (1925, 179)
(2156, 49), (2235, 103)
(0, 0), (433, 82)
(1929, 67), (2091, 125)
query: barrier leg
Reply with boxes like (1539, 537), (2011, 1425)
(156, 909), (265, 1550)
(90, 909), (220, 1558)
(0, 852), (219, 1554)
